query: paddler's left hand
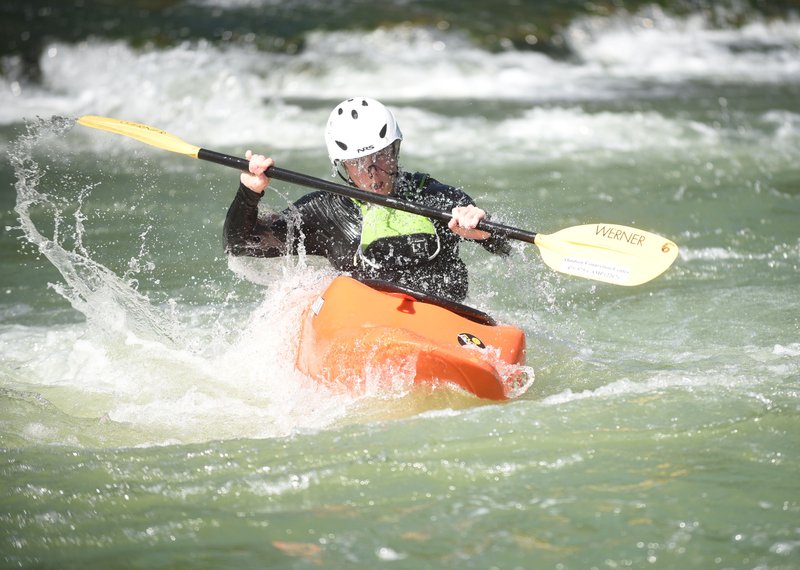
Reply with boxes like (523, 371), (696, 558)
(448, 205), (491, 240)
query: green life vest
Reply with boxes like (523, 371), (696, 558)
(354, 200), (441, 269)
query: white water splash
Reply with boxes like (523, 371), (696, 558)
(4, 119), (363, 445)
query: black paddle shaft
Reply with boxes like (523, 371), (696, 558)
(197, 148), (539, 245)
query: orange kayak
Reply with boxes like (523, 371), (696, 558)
(296, 276), (529, 400)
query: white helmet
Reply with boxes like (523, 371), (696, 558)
(325, 97), (402, 164)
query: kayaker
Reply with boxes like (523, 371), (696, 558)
(224, 97), (510, 302)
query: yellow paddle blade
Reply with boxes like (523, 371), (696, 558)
(534, 223), (679, 286)
(77, 115), (201, 158)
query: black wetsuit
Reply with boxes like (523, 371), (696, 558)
(223, 171), (510, 301)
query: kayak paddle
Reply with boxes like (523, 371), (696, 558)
(76, 115), (679, 286)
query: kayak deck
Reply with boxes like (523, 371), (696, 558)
(296, 276), (528, 400)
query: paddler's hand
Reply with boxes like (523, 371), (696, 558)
(449, 205), (491, 240)
(240, 151), (274, 194)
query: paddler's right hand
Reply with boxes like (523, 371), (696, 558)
(240, 150), (273, 194)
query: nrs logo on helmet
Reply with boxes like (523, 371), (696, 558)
(325, 97), (403, 165)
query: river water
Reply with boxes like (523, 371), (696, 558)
(1, 1), (799, 568)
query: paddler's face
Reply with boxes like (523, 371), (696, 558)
(342, 142), (399, 195)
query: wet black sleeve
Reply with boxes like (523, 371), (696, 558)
(223, 183), (362, 268)
(478, 223), (513, 256)
(223, 183), (288, 258)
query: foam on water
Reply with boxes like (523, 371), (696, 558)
(0, 40), (324, 149)
(0, 268), (361, 446)
(567, 6), (800, 83)
(2, 8), (798, 146)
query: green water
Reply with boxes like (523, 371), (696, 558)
(2, 1), (800, 568)
(3, 400), (798, 568)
